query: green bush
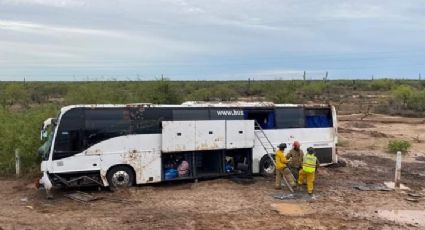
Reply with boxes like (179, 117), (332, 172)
(387, 140), (411, 154)
(370, 79), (395, 91)
(0, 105), (58, 175)
(392, 85), (413, 107)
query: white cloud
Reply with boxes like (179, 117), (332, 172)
(0, 0), (424, 80)
(1, 0), (85, 7)
(0, 20), (125, 37)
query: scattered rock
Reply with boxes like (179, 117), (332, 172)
(407, 193), (424, 198)
(347, 159), (367, 168)
(370, 131), (389, 138)
(354, 184), (392, 191)
(415, 156), (425, 162)
(405, 198), (419, 202)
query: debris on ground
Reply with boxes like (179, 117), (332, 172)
(273, 193), (295, 200)
(405, 192), (424, 202)
(346, 159), (368, 168)
(405, 197), (419, 202)
(415, 156), (425, 162)
(20, 197), (28, 202)
(353, 183), (393, 191)
(407, 193), (424, 198)
(383, 181), (410, 190)
(273, 192), (318, 201)
(64, 191), (101, 203)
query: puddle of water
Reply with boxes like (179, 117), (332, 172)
(383, 181), (410, 190)
(377, 210), (425, 226)
(270, 203), (310, 216)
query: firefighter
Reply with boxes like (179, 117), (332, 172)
(286, 140), (304, 180)
(298, 147), (319, 196)
(275, 143), (296, 190)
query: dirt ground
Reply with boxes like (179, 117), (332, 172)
(1, 114), (425, 230)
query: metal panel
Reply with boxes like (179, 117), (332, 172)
(314, 147), (333, 164)
(195, 120), (226, 150)
(226, 120), (255, 149)
(162, 121), (196, 152)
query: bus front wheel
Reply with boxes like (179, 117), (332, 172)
(259, 155), (275, 177)
(106, 165), (135, 189)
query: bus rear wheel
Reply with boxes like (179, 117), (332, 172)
(259, 155), (275, 177)
(107, 166), (135, 189)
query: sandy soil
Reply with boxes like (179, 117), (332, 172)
(0, 114), (424, 230)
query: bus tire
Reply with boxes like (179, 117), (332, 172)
(106, 165), (135, 190)
(259, 155), (275, 177)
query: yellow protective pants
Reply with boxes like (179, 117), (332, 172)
(275, 168), (296, 189)
(298, 170), (315, 194)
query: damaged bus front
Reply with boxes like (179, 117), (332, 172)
(38, 117), (56, 197)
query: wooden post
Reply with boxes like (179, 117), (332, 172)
(15, 149), (20, 177)
(395, 151), (401, 189)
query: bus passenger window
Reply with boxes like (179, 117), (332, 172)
(275, 108), (305, 128)
(131, 108), (172, 134)
(84, 108), (131, 147)
(53, 108), (84, 160)
(245, 110), (275, 129)
(304, 108), (333, 128)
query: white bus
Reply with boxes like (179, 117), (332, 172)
(38, 102), (338, 190)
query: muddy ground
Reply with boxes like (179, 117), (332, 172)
(0, 114), (424, 230)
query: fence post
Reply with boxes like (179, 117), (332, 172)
(394, 151), (401, 189)
(15, 149), (20, 177)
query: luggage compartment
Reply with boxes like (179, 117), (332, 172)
(161, 149), (252, 181)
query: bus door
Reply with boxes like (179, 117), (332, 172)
(244, 109), (275, 129)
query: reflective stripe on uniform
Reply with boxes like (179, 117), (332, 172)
(302, 154), (317, 173)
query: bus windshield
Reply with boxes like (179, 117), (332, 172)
(38, 118), (56, 161)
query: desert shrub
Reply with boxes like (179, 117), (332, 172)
(406, 90), (425, 111)
(392, 85), (413, 107)
(370, 79), (395, 91)
(387, 140), (411, 154)
(302, 81), (326, 99)
(0, 105), (58, 175)
(391, 85), (425, 112)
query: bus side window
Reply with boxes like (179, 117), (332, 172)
(53, 108), (84, 160)
(275, 107), (305, 129)
(84, 108), (131, 147)
(131, 108), (172, 134)
(244, 110), (275, 129)
(304, 108), (333, 128)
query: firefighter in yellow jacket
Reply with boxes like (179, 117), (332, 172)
(275, 143), (296, 190)
(298, 147), (319, 195)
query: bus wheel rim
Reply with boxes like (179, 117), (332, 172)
(112, 170), (130, 186)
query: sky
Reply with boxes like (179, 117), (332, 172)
(0, 0), (424, 81)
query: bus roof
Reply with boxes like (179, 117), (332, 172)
(59, 102), (332, 114)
